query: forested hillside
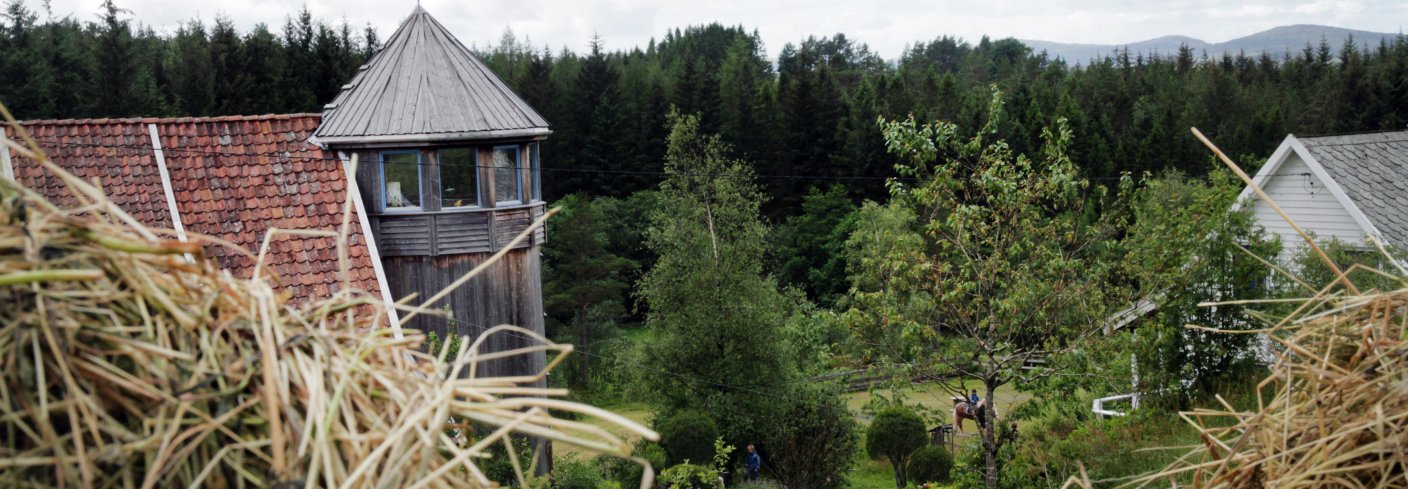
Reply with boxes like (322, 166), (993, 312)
(3, 0), (1407, 215)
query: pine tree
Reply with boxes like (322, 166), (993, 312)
(92, 0), (138, 116)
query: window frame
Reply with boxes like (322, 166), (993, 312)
(437, 147), (482, 209)
(378, 149), (423, 213)
(530, 142), (541, 202)
(492, 145), (523, 205)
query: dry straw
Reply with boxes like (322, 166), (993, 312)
(1122, 130), (1408, 488)
(0, 108), (658, 489)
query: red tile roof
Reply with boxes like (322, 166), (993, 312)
(5, 114), (383, 303)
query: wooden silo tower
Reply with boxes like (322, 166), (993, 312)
(313, 5), (551, 381)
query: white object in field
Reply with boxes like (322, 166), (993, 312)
(387, 181), (406, 207)
(1092, 393), (1140, 418)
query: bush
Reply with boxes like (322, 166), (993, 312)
(659, 463), (723, 489)
(657, 411), (720, 465)
(765, 384), (858, 489)
(865, 406), (928, 488)
(600, 441), (667, 488)
(552, 460), (607, 489)
(907, 445), (953, 484)
(731, 481), (783, 489)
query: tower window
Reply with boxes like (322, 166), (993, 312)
(439, 147), (480, 208)
(493, 145), (522, 204)
(380, 150), (421, 211)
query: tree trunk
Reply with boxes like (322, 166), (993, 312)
(893, 456), (907, 489)
(983, 383), (999, 489)
(576, 313), (590, 388)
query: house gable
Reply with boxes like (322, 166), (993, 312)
(1234, 135), (1381, 261)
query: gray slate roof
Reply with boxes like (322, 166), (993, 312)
(314, 6), (549, 144)
(1299, 130), (1408, 248)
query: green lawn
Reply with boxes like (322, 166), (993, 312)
(551, 401), (653, 462)
(845, 380), (1030, 431)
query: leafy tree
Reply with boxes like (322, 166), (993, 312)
(764, 384), (858, 489)
(638, 112), (792, 450)
(840, 201), (932, 365)
(1117, 171), (1278, 407)
(870, 91), (1127, 488)
(865, 406), (928, 489)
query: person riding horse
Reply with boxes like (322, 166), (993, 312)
(953, 390), (993, 432)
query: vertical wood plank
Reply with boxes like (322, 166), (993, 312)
(422, 148), (441, 212)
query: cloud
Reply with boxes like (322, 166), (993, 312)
(30, 0), (1407, 59)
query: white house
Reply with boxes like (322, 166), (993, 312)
(1093, 129), (1408, 417)
(1234, 130), (1408, 263)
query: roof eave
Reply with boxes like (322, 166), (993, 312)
(315, 128), (553, 147)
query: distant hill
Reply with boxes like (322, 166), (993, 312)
(1023, 25), (1401, 63)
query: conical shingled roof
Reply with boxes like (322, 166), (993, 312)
(314, 6), (549, 144)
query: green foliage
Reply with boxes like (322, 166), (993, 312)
(1115, 170), (1279, 407)
(543, 193), (637, 389)
(424, 329), (462, 363)
(1285, 237), (1406, 295)
(731, 482), (782, 489)
(841, 201), (933, 365)
(867, 91), (1129, 489)
(659, 463), (723, 489)
(478, 437), (539, 487)
(598, 440), (666, 488)
(866, 406), (928, 488)
(774, 185), (860, 306)
(551, 460), (607, 489)
(656, 411), (720, 466)
(638, 112), (795, 449)
(764, 384), (859, 489)
(907, 446), (954, 485)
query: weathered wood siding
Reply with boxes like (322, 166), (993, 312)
(384, 249), (546, 381)
(371, 203), (545, 256)
(1252, 152), (1370, 262)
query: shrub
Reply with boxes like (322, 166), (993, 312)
(659, 463), (723, 489)
(600, 441), (667, 488)
(731, 481), (783, 489)
(552, 460), (606, 489)
(657, 411), (720, 465)
(765, 384), (859, 489)
(907, 445), (954, 484)
(865, 406), (928, 489)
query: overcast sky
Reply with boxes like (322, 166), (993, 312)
(34, 0), (1408, 59)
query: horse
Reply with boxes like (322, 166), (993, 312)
(953, 397), (990, 432)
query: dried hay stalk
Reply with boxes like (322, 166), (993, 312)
(0, 111), (657, 489)
(1126, 131), (1408, 488)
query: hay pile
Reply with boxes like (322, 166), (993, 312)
(1127, 131), (1408, 488)
(1134, 272), (1408, 488)
(0, 121), (656, 488)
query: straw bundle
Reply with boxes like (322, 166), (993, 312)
(1132, 273), (1408, 488)
(0, 118), (657, 489)
(1128, 129), (1408, 488)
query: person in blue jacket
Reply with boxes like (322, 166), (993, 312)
(969, 389), (980, 407)
(745, 444), (761, 481)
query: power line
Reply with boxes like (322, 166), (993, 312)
(16, 136), (912, 183)
(18, 136), (1182, 184)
